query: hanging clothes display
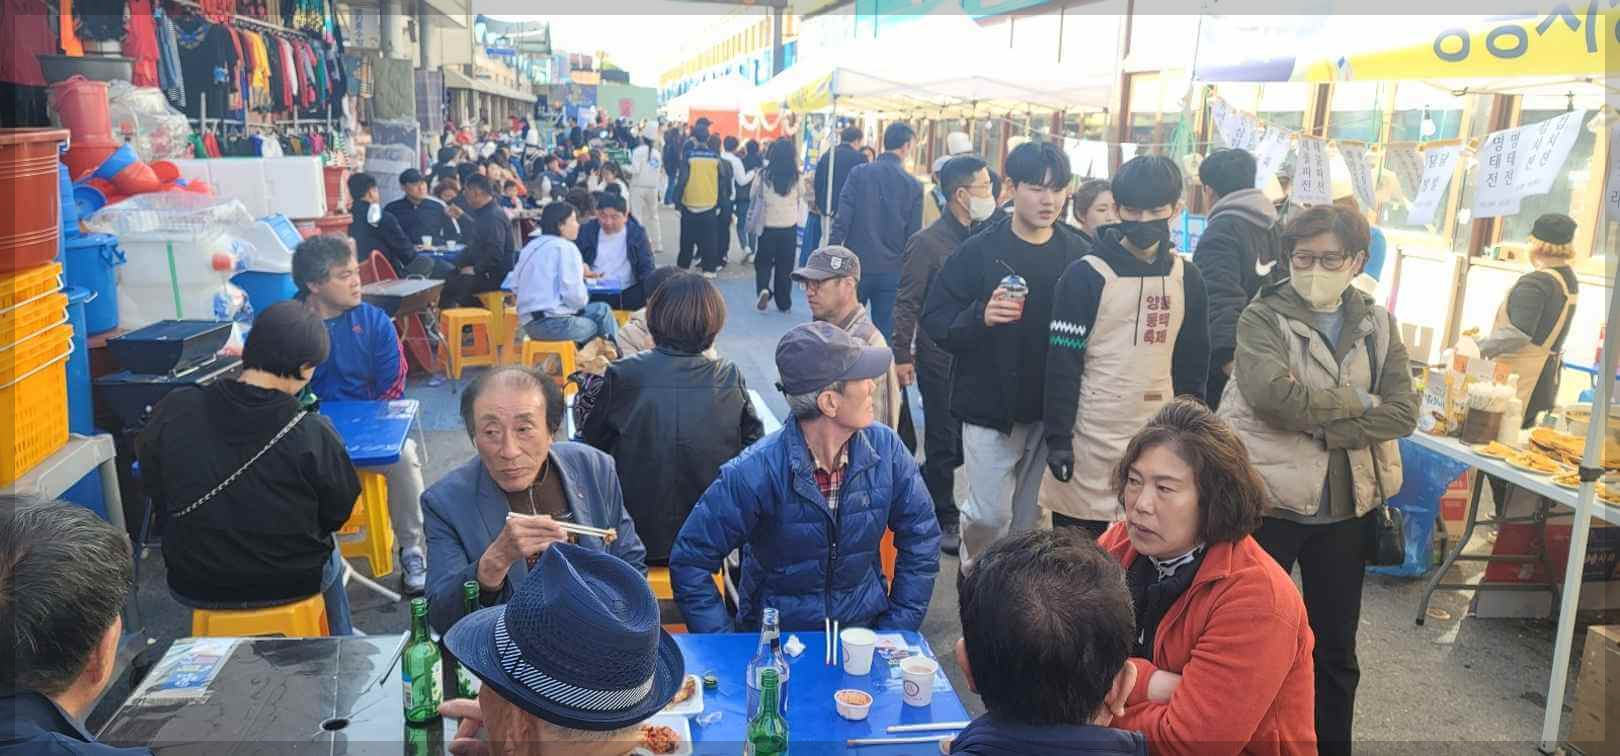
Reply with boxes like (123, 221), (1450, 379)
(124, 0), (161, 87)
(171, 11), (236, 119)
(0, 0), (53, 126)
(155, 6), (186, 109)
(59, 0), (86, 55)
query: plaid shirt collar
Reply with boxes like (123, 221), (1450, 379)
(811, 443), (850, 510)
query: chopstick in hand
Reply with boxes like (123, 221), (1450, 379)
(504, 513), (618, 544)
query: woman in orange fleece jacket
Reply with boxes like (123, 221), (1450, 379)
(1097, 399), (1317, 755)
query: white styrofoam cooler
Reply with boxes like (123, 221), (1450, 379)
(161, 158), (325, 219)
(262, 157), (326, 219)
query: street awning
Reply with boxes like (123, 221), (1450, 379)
(444, 69), (536, 104)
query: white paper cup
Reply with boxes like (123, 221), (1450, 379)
(422, 235), (434, 247)
(839, 627), (877, 676)
(900, 656), (939, 707)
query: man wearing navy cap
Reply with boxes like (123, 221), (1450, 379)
(442, 543), (684, 750)
(669, 322), (941, 634)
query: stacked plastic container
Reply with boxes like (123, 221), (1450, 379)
(0, 129), (73, 487)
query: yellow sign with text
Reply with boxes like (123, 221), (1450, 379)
(1298, 11), (1616, 81)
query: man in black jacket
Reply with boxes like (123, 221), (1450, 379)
(894, 155), (994, 556)
(1042, 156), (1209, 537)
(1191, 148), (1281, 408)
(830, 122), (922, 339)
(347, 172), (418, 275)
(921, 143), (1089, 571)
(803, 126), (867, 265)
(443, 175), (515, 308)
(385, 169), (458, 248)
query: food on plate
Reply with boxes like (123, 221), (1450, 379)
(638, 724), (680, 754)
(669, 675), (698, 705)
(1476, 441), (1515, 459)
(1506, 450), (1563, 474)
(1553, 473), (1581, 488)
(836, 690), (872, 706)
(1529, 427), (1620, 470)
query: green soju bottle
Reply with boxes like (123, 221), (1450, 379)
(454, 581), (481, 699)
(745, 667), (788, 755)
(402, 597), (443, 723)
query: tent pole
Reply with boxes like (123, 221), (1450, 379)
(1539, 271), (1619, 751)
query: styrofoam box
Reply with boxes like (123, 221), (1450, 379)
(262, 157), (326, 219)
(205, 159), (272, 218)
(115, 229), (234, 331)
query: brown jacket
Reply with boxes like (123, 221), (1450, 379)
(838, 305), (901, 429)
(893, 212), (972, 366)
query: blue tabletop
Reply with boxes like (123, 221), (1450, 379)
(587, 281), (625, 295)
(672, 631), (970, 754)
(320, 400), (419, 467)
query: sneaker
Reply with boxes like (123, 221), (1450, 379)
(741, 252), (754, 265)
(702, 272), (717, 280)
(401, 548), (427, 595)
(756, 289), (771, 311)
(939, 521), (961, 557)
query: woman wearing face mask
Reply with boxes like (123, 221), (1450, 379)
(1217, 204), (1419, 756)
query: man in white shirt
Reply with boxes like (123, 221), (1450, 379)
(576, 192), (658, 310)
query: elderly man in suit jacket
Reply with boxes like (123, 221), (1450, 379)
(422, 366), (647, 635)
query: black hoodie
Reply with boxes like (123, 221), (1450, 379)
(1043, 230), (1210, 453)
(951, 715), (1147, 756)
(137, 380), (360, 603)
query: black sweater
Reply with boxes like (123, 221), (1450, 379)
(1043, 233), (1211, 453)
(921, 218), (1091, 432)
(137, 381), (360, 603)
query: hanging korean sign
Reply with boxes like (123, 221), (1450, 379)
(1406, 143), (1461, 226)
(1210, 97), (1261, 151)
(1293, 136), (1332, 206)
(1606, 123), (1620, 221)
(1338, 141), (1377, 211)
(1473, 110), (1587, 218)
(1252, 127), (1291, 189)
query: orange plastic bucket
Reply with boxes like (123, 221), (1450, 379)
(0, 129), (68, 274)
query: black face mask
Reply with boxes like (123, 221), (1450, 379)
(1106, 218), (1171, 252)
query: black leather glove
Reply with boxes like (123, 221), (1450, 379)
(1047, 449), (1075, 483)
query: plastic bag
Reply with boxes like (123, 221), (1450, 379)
(1368, 439), (1472, 578)
(107, 82), (195, 162)
(83, 192), (256, 237)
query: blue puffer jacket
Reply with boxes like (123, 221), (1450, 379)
(671, 418), (941, 634)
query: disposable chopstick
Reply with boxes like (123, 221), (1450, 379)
(887, 722), (971, 734)
(847, 735), (953, 747)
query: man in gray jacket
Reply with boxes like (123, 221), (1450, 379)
(1191, 149), (1283, 409)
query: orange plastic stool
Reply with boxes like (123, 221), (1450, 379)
(191, 594), (330, 637)
(338, 470), (396, 577)
(475, 291), (516, 363)
(520, 338), (578, 395)
(612, 309), (631, 327)
(438, 307), (497, 380)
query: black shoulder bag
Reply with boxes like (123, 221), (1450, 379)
(1362, 329), (1405, 567)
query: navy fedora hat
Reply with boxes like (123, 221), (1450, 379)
(445, 543), (684, 731)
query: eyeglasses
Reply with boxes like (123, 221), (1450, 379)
(1289, 252), (1351, 271)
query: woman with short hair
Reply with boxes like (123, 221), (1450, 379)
(137, 301), (362, 634)
(582, 273), (765, 563)
(1219, 204), (1419, 754)
(1099, 398), (1317, 754)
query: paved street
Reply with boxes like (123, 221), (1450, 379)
(94, 203), (1601, 750)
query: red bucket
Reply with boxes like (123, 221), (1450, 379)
(48, 77), (116, 151)
(0, 129), (69, 273)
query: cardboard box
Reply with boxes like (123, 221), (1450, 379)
(1569, 625), (1620, 754)
(1439, 470), (1473, 540)
(1402, 322), (1440, 366)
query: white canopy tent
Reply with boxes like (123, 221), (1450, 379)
(660, 77), (757, 123)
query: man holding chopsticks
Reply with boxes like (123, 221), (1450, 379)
(421, 366), (648, 635)
(669, 323), (941, 635)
